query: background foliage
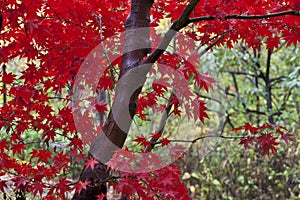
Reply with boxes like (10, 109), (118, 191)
(1, 0), (300, 199)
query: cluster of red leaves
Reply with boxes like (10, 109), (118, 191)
(152, 0), (300, 50)
(72, 137), (188, 199)
(106, 142), (186, 174)
(136, 51), (213, 122)
(133, 132), (170, 149)
(0, 0), (128, 197)
(0, 0), (299, 199)
(232, 123), (295, 157)
(112, 164), (190, 200)
(105, 148), (188, 200)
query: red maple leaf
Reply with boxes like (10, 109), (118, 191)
(161, 138), (170, 146)
(30, 149), (52, 163)
(0, 140), (9, 152)
(239, 136), (255, 149)
(231, 125), (244, 132)
(70, 136), (83, 150)
(74, 180), (89, 194)
(244, 122), (260, 134)
(84, 157), (99, 170)
(151, 132), (162, 140)
(55, 178), (71, 194)
(192, 98), (209, 123)
(267, 36), (280, 52)
(31, 182), (45, 197)
(194, 72), (216, 92)
(41, 130), (56, 142)
(257, 134), (280, 157)
(11, 143), (26, 155)
(133, 135), (151, 147)
(2, 73), (16, 84)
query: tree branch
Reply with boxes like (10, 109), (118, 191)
(194, 92), (222, 105)
(239, 44), (266, 81)
(270, 76), (286, 86)
(225, 70), (256, 77)
(38, 16), (88, 29)
(189, 10), (300, 23)
(94, 14), (116, 89)
(144, 93), (175, 152)
(164, 134), (244, 144)
(198, 29), (231, 56)
(145, 19), (227, 152)
(143, 0), (200, 65)
(265, 49), (274, 123)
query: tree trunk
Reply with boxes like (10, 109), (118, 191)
(72, 1), (153, 199)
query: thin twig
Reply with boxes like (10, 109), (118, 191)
(198, 30), (232, 56)
(161, 134), (244, 144)
(94, 14), (116, 89)
(189, 10), (300, 23)
(39, 16), (88, 29)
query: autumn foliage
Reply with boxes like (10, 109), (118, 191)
(0, 0), (299, 199)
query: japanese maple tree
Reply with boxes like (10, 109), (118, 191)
(0, 0), (299, 199)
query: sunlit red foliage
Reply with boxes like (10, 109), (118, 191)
(0, 0), (299, 198)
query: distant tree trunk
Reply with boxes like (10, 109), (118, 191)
(72, 1), (153, 199)
(265, 49), (274, 124)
